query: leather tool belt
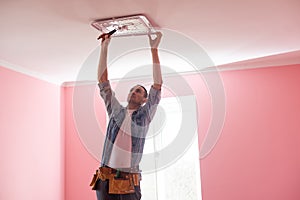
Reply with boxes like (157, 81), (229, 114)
(90, 166), (141, 194)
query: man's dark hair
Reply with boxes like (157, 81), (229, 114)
(139, 85), (148, 98)
(131, 84), (148, 98)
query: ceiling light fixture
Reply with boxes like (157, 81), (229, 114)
(91, 14), (158, 38)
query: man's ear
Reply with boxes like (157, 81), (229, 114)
(142, 98), (148, 104)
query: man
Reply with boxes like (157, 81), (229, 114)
(91, 31), (163, 200)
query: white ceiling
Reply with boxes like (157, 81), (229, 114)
(1, 0), (300, 85)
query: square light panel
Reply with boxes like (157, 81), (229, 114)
(91, 14), (157, 37)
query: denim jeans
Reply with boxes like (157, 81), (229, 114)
(96, 180), (142, 200)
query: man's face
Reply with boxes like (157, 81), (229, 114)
(127, 85), (147, 105)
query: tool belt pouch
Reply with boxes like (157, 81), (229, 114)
(90, 169), (100, 190)
(90, 167), (140, 194)
(108, 176), (135, 194)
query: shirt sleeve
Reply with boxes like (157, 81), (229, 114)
(141, 85), (161, 122)
(98, 81), (122, 118)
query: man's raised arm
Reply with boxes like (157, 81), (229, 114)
(98, 34), (111, 83)
(148, 32), (163, 90)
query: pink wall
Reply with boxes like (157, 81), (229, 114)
(64, 85), (102, 200)
(64, 64), (300, 200)
(0, 67), (64, 200)
(200, 64), (300, 200)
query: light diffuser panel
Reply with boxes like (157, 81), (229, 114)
(91, 14), (157, 37)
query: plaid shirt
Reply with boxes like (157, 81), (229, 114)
(98, 81), (161, 168)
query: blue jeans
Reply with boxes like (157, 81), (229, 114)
(95, 180), (142, 200)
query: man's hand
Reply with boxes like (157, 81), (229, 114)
(148, 32), (162, 49)
(100, 34), (111, 48)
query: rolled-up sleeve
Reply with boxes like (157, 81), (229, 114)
(98, 81), (121, 117)
(142, 86), (161, 122)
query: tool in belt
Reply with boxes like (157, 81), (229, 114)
(90, 166), (141, 194)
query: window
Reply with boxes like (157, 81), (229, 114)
(141, 96), (202, 200)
